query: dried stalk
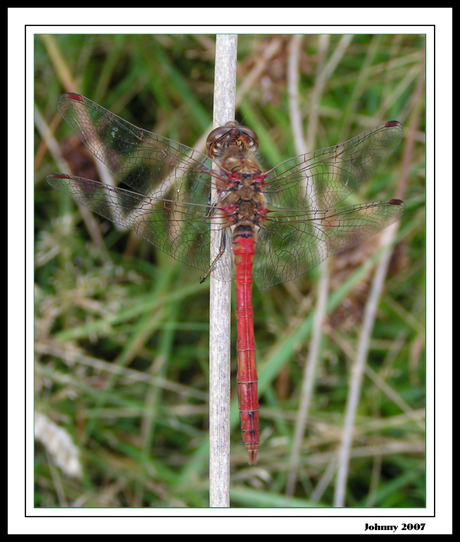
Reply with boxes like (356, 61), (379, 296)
(209, 34), (237, 508)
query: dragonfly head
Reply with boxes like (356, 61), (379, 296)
(206, 121), (259, 161)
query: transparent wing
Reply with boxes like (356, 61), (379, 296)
(263, 121), (403, 211)
(49, 94), (404, 289)
(253, 199), (405, 290)
(46, 174), (232, 282)
(56, 93), (218, 204)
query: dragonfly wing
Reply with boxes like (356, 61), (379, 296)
(57, 93), (215, 204)
(47, 174), (233, 282)
(253, 199), (405, 290)
(263, 121), (403, 211)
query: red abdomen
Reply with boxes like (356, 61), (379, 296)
(232, 227), (260, 465)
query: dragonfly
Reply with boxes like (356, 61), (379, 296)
(47, 93), (405, 465)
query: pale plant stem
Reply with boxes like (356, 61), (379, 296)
(41, 35), (114, 190)
(40, 34), (78, 92)
(307, 35), (352, 150)
(333, 223), (399, 507)
(286, 34), (350, 496)
(35, 104), (109, 259)
(286, 262), (330, 496)
(287, 35), (305, 154)
(286, 34), (320, 496)
(209, 34), (237, 508)
(333, 72), (422, 506)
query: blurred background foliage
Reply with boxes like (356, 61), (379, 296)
(34, 33), (425, 508)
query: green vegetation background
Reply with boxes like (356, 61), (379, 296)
(34, 34), (425, 508)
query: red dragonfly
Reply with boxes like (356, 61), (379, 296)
(47, 93), (405, 465)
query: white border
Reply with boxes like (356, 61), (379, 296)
(9, 6), (451, 535)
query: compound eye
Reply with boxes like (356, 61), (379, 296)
(207, 125), (229, 142)
(238, 125), (259, 147)
(206, 125), (232, 154)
